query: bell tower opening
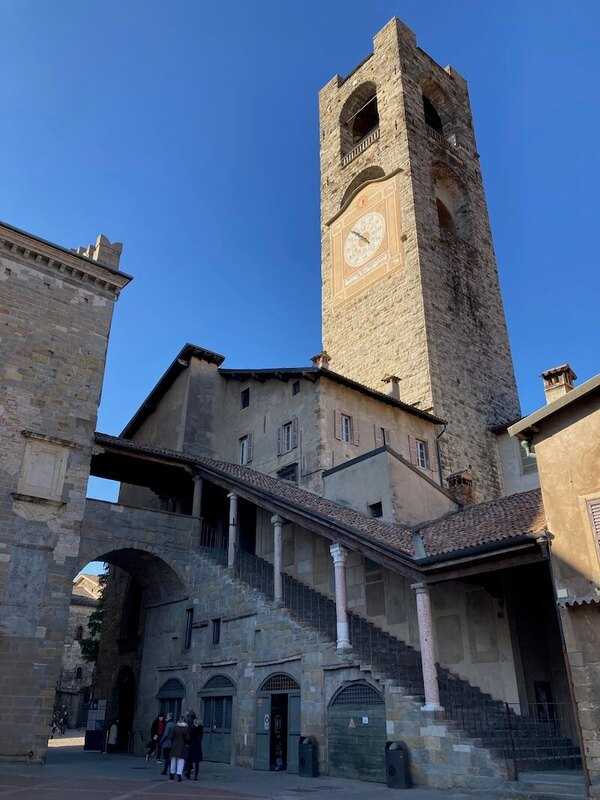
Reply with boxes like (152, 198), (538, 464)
(423, 95), (443, 133)
(340, 82), (379, 157)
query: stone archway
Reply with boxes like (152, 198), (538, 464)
(72, 542), (189, 753)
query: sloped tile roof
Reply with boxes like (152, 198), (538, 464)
(93, 433), (546, 565)
(198, 456), (416, 555)
(416, 488), (546, 557)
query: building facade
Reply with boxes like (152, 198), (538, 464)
(55, 574), (100, 728)
(0, 15), (591, 797)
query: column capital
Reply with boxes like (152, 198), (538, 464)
(411, 581), (429, 594)
(329, 542), (348, 565)
(227, 492), (238, 501)
(271, 514), (284, 526)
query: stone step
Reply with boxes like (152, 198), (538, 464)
(500, 771), (585, 800)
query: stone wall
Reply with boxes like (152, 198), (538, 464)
(0, 225), (127, 761)
(319, 18), (520, 502)
(110, 543), (509, 789)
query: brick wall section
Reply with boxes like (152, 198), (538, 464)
(319, 18), (520, 501)
(0, 226), (127, 761)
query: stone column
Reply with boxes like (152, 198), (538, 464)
(412, 582), (443, 711)
(272, 514), (284, 604)
(227, 492), (238, 568)
(330, 543), (351, 650)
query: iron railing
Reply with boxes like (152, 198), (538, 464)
(341, 127), (380, 167)
(195, 526), (581, 776)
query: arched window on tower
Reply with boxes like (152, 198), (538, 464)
(340, 82), (379, 157)
(436, 197), (455, 234)
(433, 164), (469, 240)
(423, 95), (443, 133)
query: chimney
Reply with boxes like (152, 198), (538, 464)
(311, 351), (331, 369)
(382, 375), (401, 400)
(76, 234), (123, 270)
(447, 469), (474, 506)
(541, 364), (576, 405)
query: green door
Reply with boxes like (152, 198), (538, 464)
(202, 696), (232, 763)
(255, 695), (270, 771)
(287, 694), (301, 774)
(327, 683), (386, 783)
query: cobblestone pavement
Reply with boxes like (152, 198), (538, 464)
(0, 744), (485, 800)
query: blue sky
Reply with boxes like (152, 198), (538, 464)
(2, 1), (599, 519)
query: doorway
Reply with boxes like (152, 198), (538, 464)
(270, 694), (288, 770)
(255, 673), (300, 773)
(115, 666), (135, 752)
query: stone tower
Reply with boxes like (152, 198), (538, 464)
(319, 18), (520, 501)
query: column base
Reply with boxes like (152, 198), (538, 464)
(336, 641), (352, 652)
(421, 703), (444, 713)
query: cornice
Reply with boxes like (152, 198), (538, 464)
(0, 222), (132, 296)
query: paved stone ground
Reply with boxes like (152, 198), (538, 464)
(0, 743), (485, 800)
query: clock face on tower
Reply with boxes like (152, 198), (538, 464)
(343, 211), (386, 269)
(328, 171), (404, 302)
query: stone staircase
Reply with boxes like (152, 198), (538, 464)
(201, 543), (581, 775)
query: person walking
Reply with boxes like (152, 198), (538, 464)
(145, 713), (165, 761)
(185, 719), (204, 781)
(169, 717), (189, 782)
(159, 713), (175, 775)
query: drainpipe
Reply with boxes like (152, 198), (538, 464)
(435, 423), (447, 487)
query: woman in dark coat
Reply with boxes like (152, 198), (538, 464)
(169, 718), (189, 781)
(186, 720), (204, 780)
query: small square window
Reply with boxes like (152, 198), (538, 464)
(341, 414), (353, 443)
(241, 388), (250, 409)
(368, 501), (383, 518)
(292, 380), (300, 396)
(277, 463), (298, 483)
(212, 618), (221, 645)
(415, 439), (430, 470)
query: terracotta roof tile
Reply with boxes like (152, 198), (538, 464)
(416, 488), (546, 557)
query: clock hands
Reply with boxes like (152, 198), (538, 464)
(351, 229), (370, 244)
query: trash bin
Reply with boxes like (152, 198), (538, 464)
(385, 741), (411, 788)
(299, 736), (319, 777)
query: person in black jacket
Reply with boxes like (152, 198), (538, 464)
(145, 714), (165, 761)
(185, 719), (204, 780)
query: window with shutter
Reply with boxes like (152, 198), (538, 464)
(340, 413), (353, 443)
(247, 432), (253, 463)
(334, 410), (342, 440)
(415, 439), (430, 470)
(588, 500), (600, 542)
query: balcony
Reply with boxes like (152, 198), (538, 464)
(341, 126), (380, 167)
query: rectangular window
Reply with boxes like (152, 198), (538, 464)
(519, 441), (538, 475)
(341, 414), (353, 443)
(292, 380), (300, 396)
(184, 607), (193, 650)
(415, 439), (430, 470)
(212, 618), (221, 645)
(277, 463), (298, 483)
(368, 501), (383, 518)
(282, 421), (293, 452)
(277, 418), (298, 455)
(239, 434), (253, 465)
(240, 388), (250, 409)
